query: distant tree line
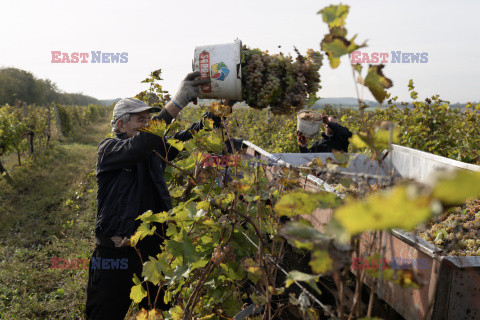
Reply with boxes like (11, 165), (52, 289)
(0, 67), (101, 106)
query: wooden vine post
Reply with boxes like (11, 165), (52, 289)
(23, 102), (35, 155)
(54, 104), (64, 138)
(45, 104), (52, 143)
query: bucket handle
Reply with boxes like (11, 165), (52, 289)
(236, 63), (241, 79)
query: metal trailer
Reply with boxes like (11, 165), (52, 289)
(242, 141), (480, 320)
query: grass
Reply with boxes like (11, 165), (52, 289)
(0, 116), (111, 319)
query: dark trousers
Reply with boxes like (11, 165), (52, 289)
(85, 236), (169, 320)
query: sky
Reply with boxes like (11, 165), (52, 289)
(1, 0), (479, 103)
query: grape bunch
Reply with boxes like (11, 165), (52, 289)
(212, 243), (236, 265)
(241, 46), (323, 115)
(417, 198), (480, 256)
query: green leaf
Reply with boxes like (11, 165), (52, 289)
(220, 262), (245, 281)
(285, 271), (322, 294)
(175, 156), (196, 171)
(335, 185), (432, 234)
(318, 4), (350, 28)
(353, 63), (362, 74)
(274, 190), (341, 217)
(309, 250), (333, 274)
(142, 253), (171, 285)
(250, 292), (268, 306)
(130, 274), (147, 303)
(280, 222), (331, 246)
(364, 64), (393, 103)
(432, 170), (480, 205)
(55, 288), (64, 299)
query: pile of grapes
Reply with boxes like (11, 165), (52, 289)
(417, 198), (480, 256)
(241, 46), (323, 115)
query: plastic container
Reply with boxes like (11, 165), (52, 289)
(192, 40), (243, 101)
(296, 110), (323, 138)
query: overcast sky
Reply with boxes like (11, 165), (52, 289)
(1, 0), (479, 103)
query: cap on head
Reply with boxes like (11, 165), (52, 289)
(112, 98), (160, 124)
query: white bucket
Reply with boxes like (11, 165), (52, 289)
(193, 40), (243, 101)
(297, 110), (323, 138)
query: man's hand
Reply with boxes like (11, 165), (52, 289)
(202, 112), (223, 129)
(296, 130), (307, 146)
(172, 71), (210, 109)
(321, 113), (329, 124)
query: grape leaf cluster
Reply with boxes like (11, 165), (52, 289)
(241, 46), (323, 115)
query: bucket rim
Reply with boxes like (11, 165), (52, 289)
(296, 110), (323, 122)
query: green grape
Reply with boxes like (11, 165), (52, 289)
(416, 198), (480, 256)
(241, 45), (323, 115)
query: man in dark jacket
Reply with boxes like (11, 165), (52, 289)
(85, 71), (210, 319)
(296, 115), (352, 153)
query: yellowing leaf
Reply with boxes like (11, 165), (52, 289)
(274, 190), (341, 217)
(364, 64), (393, 103)
(139, 119), (167, 137)
(169, 305), (184, 320)
(432, 170), (480, 205)
(196, 200), (210, 211)
(317, 4), (350, 28)
(136, 210), (153, 221)
(135, 308), (163, 320)
(241, 258), (262, 277)
(320, 32), (366, 69)
(335, 185), (432, 234)
(309, 250), (333, 274)
(350, 134), (368, 148)
(170, 187), (184, 198)
(366, 268), (421, 289)
(286, 271), (321, 294)
(130, 274), (147, 303)
(131, 222), (157, 246)
(221, 192), (235, 205)
(167, 138), (184, 151)
(306, 157), (324, 167)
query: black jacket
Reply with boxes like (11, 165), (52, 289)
(299, 122), (352, 153)
(95, 109), (198, 238)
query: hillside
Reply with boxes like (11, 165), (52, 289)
(0, 67), (101, 106)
